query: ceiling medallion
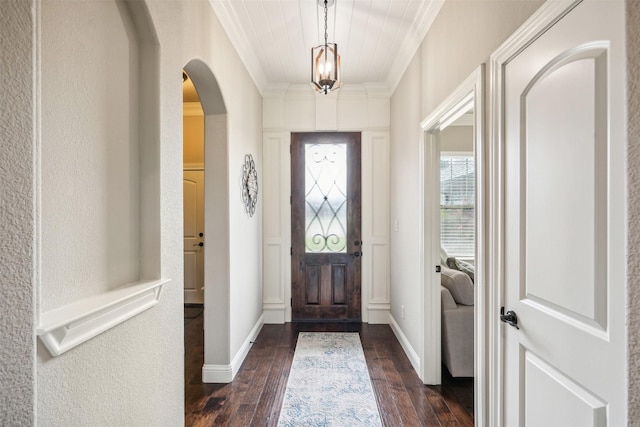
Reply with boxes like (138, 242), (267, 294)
(311, 0), (341, 94)
(242, 154), (258, 217)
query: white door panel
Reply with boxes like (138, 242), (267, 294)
(522, 46), (608, 329)
(498, 1), (626, 425)
(184, 252), (198, 291)
(524, 351), (607, 427)
(184, 170), (204, 304)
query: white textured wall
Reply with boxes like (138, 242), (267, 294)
(420, 0), (543, 116)
(35, 0), (263, 425)
(389, 54), (423, 352)
(0, 1), (36, 424)
(227, 73), (263, 360)
(627, 0), (640, 421)
(149, 0), (263, 374)
(36, 0), (184, 424)
(40, 0), (141, 311)
(202, 112), (230, 366)
(389, 0), (542, 377)
(163, 0), (263, 367)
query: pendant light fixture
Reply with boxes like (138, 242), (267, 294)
(311, 0), (341, 94)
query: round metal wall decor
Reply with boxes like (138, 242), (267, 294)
(242, 154), (258, 217)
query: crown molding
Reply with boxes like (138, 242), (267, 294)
(363, 83), (390, 99)
(263, 84), (291, 99)
(386, 0), (445, 94)
(209, 0), (267, 94)
(266, 83), (390, 100)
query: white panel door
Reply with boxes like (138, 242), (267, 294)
(184, 170), (205, 304)
(500, 1), (626, 425)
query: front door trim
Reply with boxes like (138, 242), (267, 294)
(290, 131), (362, 322)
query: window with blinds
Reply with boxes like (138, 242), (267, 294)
(440, 155), (475, 259)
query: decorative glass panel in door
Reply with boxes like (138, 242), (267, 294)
(305, 143), (347, 253)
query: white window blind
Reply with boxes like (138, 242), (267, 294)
(440, 155), (475, 259)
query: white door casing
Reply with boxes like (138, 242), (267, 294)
(490, 1), (626, 426)
(420, 65), (486, 425)
(184, 170), (205, 304)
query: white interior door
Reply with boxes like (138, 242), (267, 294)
(498, 1), (626, 425)
(184, 170), (205, 304)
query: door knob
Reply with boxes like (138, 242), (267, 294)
(193, 242), (204, 247)
(500, 307), (519, 329)
(352, 251), (361, 257)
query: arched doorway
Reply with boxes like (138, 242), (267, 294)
(183, 70), (205, 305)
(182, 59), (230, 381)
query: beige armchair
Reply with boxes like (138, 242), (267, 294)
(440, 266), (474, 377)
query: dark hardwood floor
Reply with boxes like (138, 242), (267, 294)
(185, 308), (474, 426)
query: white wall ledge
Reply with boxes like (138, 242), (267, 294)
(37, 278), (170, 356)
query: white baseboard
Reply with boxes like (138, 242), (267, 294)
(231, 313), (264, 378)
(202, 313), (264, 383)
(263, 305), (286, 324)
(264, 304), (390, 324)
(367, 304), (390, 324)
(389, 314), (421, 375)
(202, 364), (233, 383)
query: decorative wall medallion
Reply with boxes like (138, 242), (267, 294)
(242, 154), (258, 217)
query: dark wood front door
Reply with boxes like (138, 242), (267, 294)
(291, 132), (361, 321)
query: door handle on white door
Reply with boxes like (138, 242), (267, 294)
(500, 307), (519, 329)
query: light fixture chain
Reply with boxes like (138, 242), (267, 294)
(324, 0), (328, 47)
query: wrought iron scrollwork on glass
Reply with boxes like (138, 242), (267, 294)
(304, 143), (347, 253)
(242, 154), (258, 217)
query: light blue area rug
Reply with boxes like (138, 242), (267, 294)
(277, 332), (382, 427)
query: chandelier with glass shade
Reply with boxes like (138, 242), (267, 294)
(311, 0), (341, 94)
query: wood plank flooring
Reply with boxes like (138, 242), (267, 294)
(185, 309), (474, 426)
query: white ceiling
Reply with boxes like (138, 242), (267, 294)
(209, 0), (444, 94)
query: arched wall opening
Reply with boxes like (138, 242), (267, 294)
(183, 59), (230, 372)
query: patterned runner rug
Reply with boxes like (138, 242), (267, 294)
(277, 332), (382, 426)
